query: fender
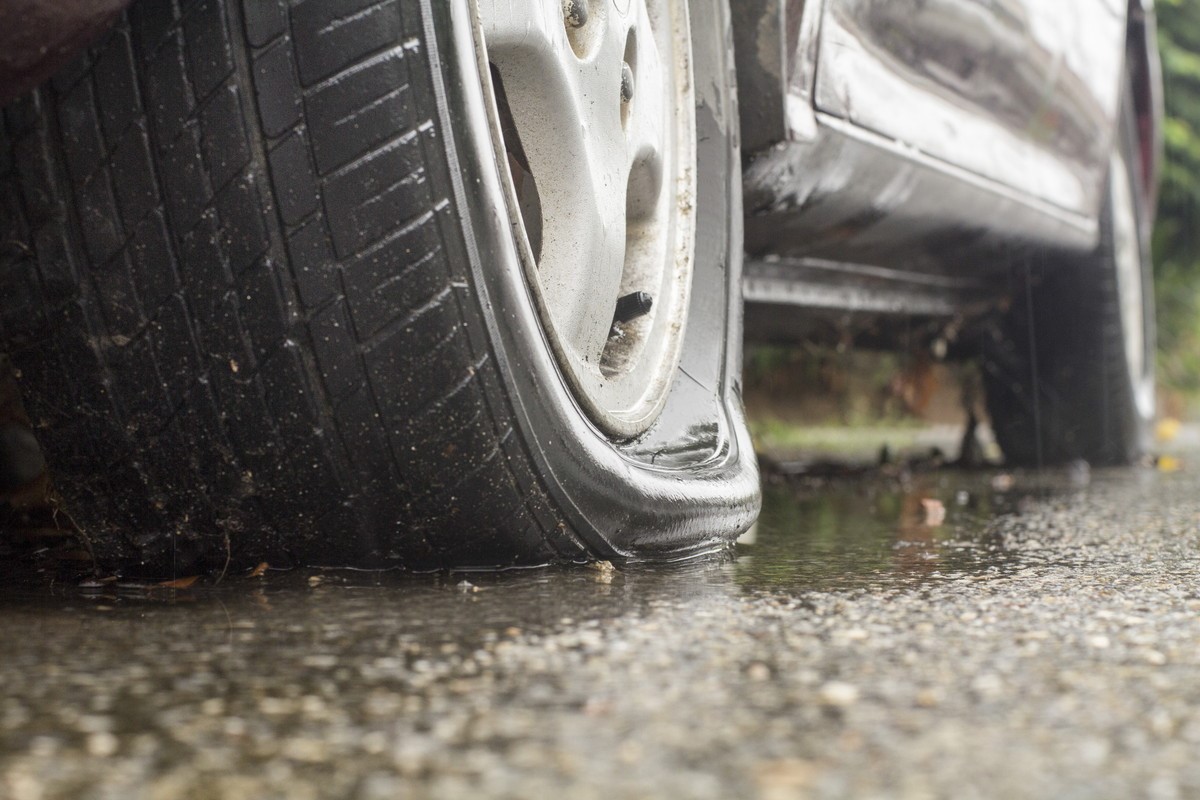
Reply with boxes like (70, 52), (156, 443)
(731, 0), (821, 154)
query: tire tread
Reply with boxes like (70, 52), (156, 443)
(0, 0), (588, 571)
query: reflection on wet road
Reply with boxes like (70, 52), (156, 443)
(743, 473), (1023, 590)
(3, 460), (1200, 798)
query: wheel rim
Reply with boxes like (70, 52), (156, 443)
(1109, 151), (1156, 421)
(475, 0), (697, 438)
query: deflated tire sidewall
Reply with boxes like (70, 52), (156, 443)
(424, 0), (760, 558)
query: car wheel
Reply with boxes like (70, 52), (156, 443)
(0, 0), (759, 574)
(983, 72), (1156, 466)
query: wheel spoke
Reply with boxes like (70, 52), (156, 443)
(621, 1), (670, 224)
(477, 0), (698, 434)
(539, 57), (632, 362)
(477, 0), (566, 56)
(535, 150), (628, 364)
(483, 1), (636, 363)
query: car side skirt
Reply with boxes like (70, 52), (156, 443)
(743, 112), (1099, 278)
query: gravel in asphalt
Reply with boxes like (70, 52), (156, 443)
(2, 458), (1200, 799)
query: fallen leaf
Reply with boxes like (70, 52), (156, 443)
(158, 576), (198, 589)
(991, 473), (1016, 492)
(249, 562), (269, 578)
(921, 498), (947, 527)
(1158, 455), (1182, 473)
(1157, 418), (1182, 444)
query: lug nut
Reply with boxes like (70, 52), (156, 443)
(620, 62), (635, 103)
(564, 0), (589, 28)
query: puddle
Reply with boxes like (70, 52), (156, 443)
(0, 465), (1063, 654)
(737, 471), (1027, 592)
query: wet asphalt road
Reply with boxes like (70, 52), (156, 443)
(3, 450), (1200, 799)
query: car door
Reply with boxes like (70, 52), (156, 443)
(813, 0), (1128, 221)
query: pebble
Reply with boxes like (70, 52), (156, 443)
(818, 681), (860, 707)
(1, 459), (1199, 799)
(85, 733), (118, 758)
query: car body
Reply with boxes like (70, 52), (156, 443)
(0, 0), (1163, 572)
(732, 0), (1162, 343)
(0, 0), (1161, 342)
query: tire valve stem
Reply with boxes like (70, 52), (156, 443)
(613, 291), (654, 325)
(564, 0), (589, 29)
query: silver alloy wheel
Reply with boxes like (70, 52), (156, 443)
(1109, 151), (1156, 421)
(475, 0), (697, 438)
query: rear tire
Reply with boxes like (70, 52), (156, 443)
(0, 0), (759, 574)
(983, 75), (1156, 466)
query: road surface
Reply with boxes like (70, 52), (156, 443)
(2, 454), (1199, 799)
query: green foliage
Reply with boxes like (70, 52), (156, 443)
(1155, 0), (1200, 396)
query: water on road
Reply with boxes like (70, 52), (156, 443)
(2, 459), (1199, 799)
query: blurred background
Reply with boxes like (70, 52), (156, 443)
(1151, 0), (1200, 414)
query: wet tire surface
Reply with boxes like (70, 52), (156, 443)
(0, 0), (587, 574)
